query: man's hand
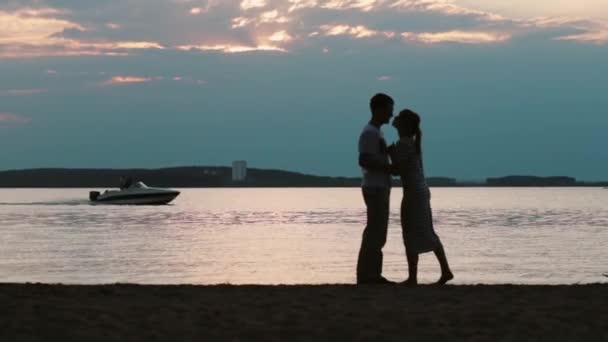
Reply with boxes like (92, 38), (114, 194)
(359, 153), (394, 175)
(389, 164), (399, 176)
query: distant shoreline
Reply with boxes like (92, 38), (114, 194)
(1, 185), (607, 188)
(0, 167), (606, 188)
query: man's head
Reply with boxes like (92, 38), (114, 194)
(369, 93), (394, 125)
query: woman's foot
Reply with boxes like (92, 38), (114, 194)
(401, 278), (418, 287)
(434, 271), (454, 285)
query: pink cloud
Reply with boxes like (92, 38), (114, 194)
(0, 112), (31, 125)
(319, 24), (396, 39)
(268, 30), (293, 42)
(0, 7), (164, 58)
(1, 0), (606, 61)
(177, 44), (287, 53)
(377, 76), (391, 81)
(102, 76), (152, 86)
(241, 0), (268, 11)
(541, 18), (608, 44)
(402, 30), (511, 44)
(555, 30), (608, 44)
(389, 0), (507, 21)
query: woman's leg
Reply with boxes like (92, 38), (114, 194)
(433, 240), (454, 284)
(403, 252), (419, 286)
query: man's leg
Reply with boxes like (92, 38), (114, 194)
(356, 187), (390, 283)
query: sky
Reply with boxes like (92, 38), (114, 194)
(1, 0), (607, 180)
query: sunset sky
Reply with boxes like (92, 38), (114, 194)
(1, 0), (607, 180)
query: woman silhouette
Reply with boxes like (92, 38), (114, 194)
(390, 109), (454, 286)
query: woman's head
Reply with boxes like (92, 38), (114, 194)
(393, 109), (422, 155)
(392, 109), (420, 138)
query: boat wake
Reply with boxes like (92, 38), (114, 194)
(0, 199), (90, 206)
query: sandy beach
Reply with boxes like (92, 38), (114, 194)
(1, 283), (606, 341)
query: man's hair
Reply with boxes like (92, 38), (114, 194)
(369, 93), (394, 113)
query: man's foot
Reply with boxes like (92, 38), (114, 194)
(400, 278), (418, 287)
(357, 276), (395, 285)
(434, 272), (454, 285)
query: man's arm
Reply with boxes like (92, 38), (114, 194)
(358, 130), (394, 173)
(358, 153), (392, 173)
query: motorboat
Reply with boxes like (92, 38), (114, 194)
(89, 181), (180, 205)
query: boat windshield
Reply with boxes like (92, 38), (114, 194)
(133, 181), (148, 189)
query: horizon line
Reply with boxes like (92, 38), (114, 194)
(0, 165), (606, 183)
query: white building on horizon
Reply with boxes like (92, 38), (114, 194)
(232, 161), (247, 182)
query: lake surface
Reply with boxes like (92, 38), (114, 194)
(1, 188), (606, 285)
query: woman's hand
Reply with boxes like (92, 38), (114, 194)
(387, 143), (397, 160)
(389, 164), (399, 176)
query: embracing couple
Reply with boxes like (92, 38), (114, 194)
(356, 93), (454, 286)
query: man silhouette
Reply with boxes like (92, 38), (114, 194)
(356, 93), (395, 284)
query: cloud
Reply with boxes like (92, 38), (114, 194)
(177, 44), (287, 53)
(0, 89), (48, 96)
(555, 30), (608, 44)
(389, 0), (507, 21)
(0, 112), (31, 125)
(318, 24), (396, 39)
(241, 0), (268, 11)
(537, 18), (608, 44)
(0, 6), (165, 58)
(101, 76), (153, 86)
(259, 10), (290, 24)
(320, 0), (383, 12)
(268, 30), (293, 42)
(171, 76), (208, 85)
(99, 75), (208, 87)
(0, 0), (606, 59)
(402, 30), (511, 44)
(0, 7), (82, 44)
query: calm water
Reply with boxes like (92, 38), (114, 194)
(1, 188), (607, 285)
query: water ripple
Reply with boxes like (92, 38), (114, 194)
(1, 208), (607, 229)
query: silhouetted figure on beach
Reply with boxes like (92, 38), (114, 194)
(356, 93), (396, 284)
(390, 109), (454, 286)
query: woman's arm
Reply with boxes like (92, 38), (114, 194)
(392, 142), (413, 181)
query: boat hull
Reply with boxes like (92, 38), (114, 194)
(91, 190), (180, 205)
